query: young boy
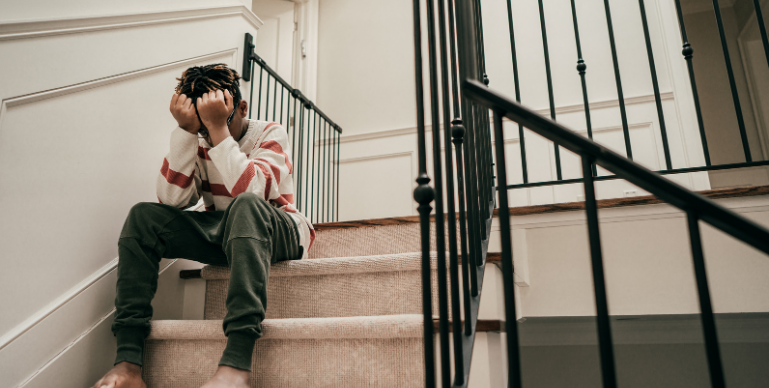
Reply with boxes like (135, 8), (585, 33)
(91, 64), (314, 388)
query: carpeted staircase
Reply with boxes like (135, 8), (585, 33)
(143, 218), (455, 387)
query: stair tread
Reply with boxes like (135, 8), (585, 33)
(147, 314), (424, 340)
(200, 251), (445, 280)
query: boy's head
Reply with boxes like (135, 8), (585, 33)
(174, 63), (248, 139)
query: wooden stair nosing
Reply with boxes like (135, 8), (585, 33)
(312, 185), (769, 230)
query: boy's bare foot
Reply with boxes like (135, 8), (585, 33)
(200, 365), (251, 388)
(90, 361), (146, 388)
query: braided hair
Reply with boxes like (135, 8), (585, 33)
(174, 63), (243, 137)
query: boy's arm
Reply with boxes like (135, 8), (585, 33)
(207, 122), (291, 202)
(156, 126), (201, 208)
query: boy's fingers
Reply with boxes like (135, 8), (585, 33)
(224, 89), (232, 108)
(170, 94), (178, 110)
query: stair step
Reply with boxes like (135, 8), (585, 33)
(201, 252), (449, 320)
(143, 315), (425, 387)
(308, 217), (461, 259)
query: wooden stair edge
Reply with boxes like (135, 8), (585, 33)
(313, 185), (769, 230)
(179, 253), (502, 279)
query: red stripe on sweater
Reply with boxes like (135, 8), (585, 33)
(197, 146), (212, 160)
(254, 162), (272, 199)
(201, 180), (232, 197)
(255, 158), (281, 184)
(160, 158), (194, 188)
(231, 163), (255, 197)
(205, 205), (216, 211)
(258, 140), (294, 174)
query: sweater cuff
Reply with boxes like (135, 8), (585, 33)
(170, 126), (199, 148)
(207, 136), (241, 169)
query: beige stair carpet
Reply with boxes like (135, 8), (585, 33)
(202, 252), (450, 320)
(143, 315), (425, 388)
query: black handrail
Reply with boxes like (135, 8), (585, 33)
(242, 33), (341, 223)
(469, 78), (769, 386)
(414, 0), (769, 386)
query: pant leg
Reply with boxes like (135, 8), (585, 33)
(216, 192), (302, 370)
(112, 202), (229, 366)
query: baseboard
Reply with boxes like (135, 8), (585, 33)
(1, 259), (181, 388)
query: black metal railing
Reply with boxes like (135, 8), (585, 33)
(496, 0), (769, 191)
(413, 0), (769, 387)
(242, 33), (341, 223)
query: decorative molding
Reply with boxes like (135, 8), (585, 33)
(0, 5), (263, 41)
(0, 257), (118, 352)
(330, 92), (674, 145)
(337, 151), (413, 164)
(16, 259), (179, 388)
(0, 49), (238, 128)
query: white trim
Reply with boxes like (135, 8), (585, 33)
(337, 151), (413, 164)
(15, 259), (179, 388)
(489, 193), (769, 231)
(329, 92), (674, 145)
(0, 5), (263, 41)
(0, 49), (238, 128)
(0, 257), (118, 352)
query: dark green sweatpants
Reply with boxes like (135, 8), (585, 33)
(111, 192), (302, 371)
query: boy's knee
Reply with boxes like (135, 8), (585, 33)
(231, 192), (269, 211)
(120, 202), (165, 239)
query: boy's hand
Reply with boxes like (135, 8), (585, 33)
(197, 90), (233, 145)
(170, 93), (201, 135)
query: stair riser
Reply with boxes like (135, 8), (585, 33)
(310, 220), (459, 259)
(204, 269), (450, 319)
(143, 338), (424, 388)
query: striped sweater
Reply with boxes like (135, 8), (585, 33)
(156, 119), (314, 260)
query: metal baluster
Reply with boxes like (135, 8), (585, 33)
(570, 0), (597, 177)
(292, 91), (298, 173)
(425, 0), (451, 382)
(638, 0), (672, 170)
(257, 66), (264, 120)
(297, 102), (305, 212)
(323, 122), (331, 222)
(438, 0), (464, 380)
(280, 87), (285, 125)
(318, 118), (326, 222)
(451, 118), (472, 335)
(711, 0), (751, 162)
(581, 156), (618, 388)
(411, 0), (435, 382)
(538, 0), (564, 179)
(686, 212), (726, 388)
(672, 0), (710, 166)
(602, 0), (633, 160)
(506, 0), (529, 183)
(249, 62), (255, 120)
(335, 128), (340, 222)
(273, 78), (278, 122)
(265, 75), (271, 122)
(465, 104), (480, 296)
(309, 111), (317, 222)
(492, 110), (523, 388)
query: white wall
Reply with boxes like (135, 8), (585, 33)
(316, 0), (715, 222)
(0, 3), (261, 386)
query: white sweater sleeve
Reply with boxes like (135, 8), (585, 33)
(156, 126), (201, 208)
(207, 123), (292, 202)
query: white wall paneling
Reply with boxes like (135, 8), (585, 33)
(0, 4), (260, 386)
